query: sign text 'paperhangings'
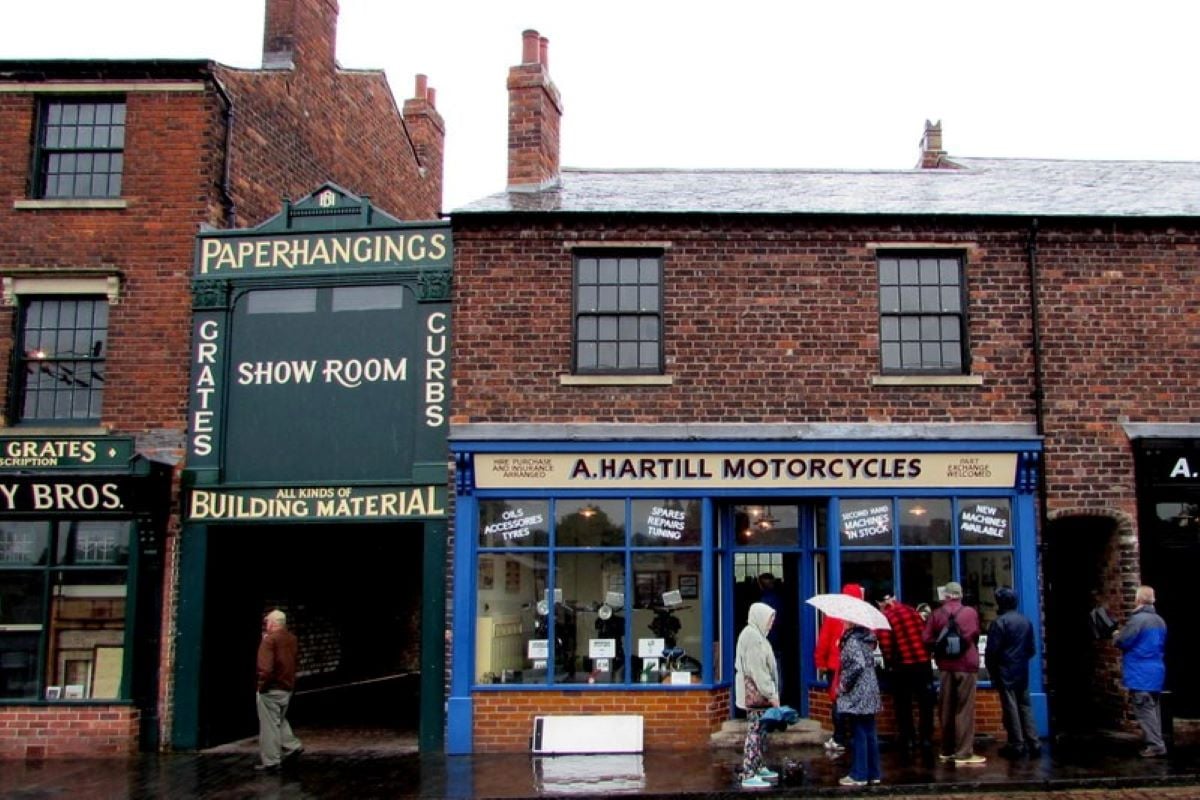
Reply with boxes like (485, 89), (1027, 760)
(197, 230), (450, 276)
(475, 453), (1019, 490)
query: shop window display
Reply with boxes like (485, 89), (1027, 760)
(474, 498), (702, 686)
(0, 520), (130, 700)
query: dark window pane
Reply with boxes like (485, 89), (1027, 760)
(0, 632), (40, 699)
(577, 342), (596, 368)
(639, 285), (658, 311)
(578, 286), (597, 311)
(556, 499), (624, 547)
(618, 285), (638, 311)
(899, 499), (952, 545)
(619, 341), (638, 367)
(598, 286), (618, 311)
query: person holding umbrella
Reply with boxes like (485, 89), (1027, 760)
(735, 602), (781, 788)
(813, 583), (865, 753)
(807, 591), (890, 787)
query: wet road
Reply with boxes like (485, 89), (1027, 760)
(2, 730), (1199, 798)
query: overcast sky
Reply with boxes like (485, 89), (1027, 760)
(5, 0), (1198, 212)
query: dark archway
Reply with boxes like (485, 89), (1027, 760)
(1042, 512), (1125, 736)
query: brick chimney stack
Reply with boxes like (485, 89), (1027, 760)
(403, 73), (446, 208)
(262, 0), (339, 72)
(507, 29), (562, 192)
(918, 119), (948, 169)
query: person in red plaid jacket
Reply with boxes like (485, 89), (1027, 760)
(875, 590), (935, 754)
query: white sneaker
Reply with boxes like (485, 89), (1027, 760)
(824, 737), (845, 751)
(756, 767), (779, 779)
(741, 775), (772, 788)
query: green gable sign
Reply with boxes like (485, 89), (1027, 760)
(187, 184), (450, 514)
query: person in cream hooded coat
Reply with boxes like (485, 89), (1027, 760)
(735, 602), (781, 786)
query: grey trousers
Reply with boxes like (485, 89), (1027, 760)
(257, 689), (302, 766)
(1130, 690), (1166, 751)
(997, 684), (1039, 748)
(937, 670), (978, 758)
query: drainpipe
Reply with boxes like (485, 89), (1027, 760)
(1027, 218), (1049, 532)
(209, 69), (237, 228)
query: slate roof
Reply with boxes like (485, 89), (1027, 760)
(453, 157), (1200, 218)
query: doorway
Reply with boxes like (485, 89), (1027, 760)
(727, 503), (815, 712)
(198, 523), (423, 747)
(1043, 514), (1122, 734)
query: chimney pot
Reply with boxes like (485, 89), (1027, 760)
(919, 119), (947, 169)
(415, 73), (428, 99)
(507, 29), (562, 191)
(427, 87), (436, 108)
(522, 29), (541, 64)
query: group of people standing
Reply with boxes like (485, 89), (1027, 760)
(734, 579), (1169, 789)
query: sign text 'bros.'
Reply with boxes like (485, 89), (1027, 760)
(0, 481), (123, 512)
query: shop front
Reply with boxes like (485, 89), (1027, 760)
(0, 435), (171, 758)
(447, 426), (1044, 754)
(1133, 435), (1200, 720)
(172, 185), (450, 751)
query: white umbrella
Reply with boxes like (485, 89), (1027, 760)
(806, 593), (891, 630)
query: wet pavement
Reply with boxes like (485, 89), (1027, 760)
(2, 730), (1199, 799)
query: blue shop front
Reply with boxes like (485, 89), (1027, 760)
(446, 424), (1044, 753)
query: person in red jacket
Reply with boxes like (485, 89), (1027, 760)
(814, 582), (864, 752)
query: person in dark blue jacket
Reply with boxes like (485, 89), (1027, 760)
(984, 587), (1040, 758)
(1114, 585), (1168, 758)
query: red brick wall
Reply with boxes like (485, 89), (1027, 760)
(808, 686), (1004, 740)
(216, 65), (442, 226)
(0, 706), (139, 759)
(473, 688), (730, 752)
(450, 218), (1037, 425)
(0, 88), (223, 439)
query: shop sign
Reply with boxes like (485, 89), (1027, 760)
(196, 228), (450, 277)
(0, 476), (138, 514)
(0, 436), (134, 471)
(186, 484), (446, 522)
(839, 503), (892, 545)
(475, 452), (1018, 490)
(959, 501), (1011, 544)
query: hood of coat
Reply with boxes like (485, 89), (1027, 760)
(842, 624), (878, 648)
(748, 601), (776, 636)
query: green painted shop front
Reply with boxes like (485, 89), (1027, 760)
(172, 185), (450, 751)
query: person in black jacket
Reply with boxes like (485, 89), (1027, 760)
(984, 587), (1040, 758)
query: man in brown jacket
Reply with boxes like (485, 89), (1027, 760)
(256, 608), (302, 771)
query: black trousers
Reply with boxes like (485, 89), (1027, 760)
(890, 662), (935, 747)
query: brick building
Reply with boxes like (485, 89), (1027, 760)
(0, 0), (443, 758)
(444, 30), (1200, 753)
